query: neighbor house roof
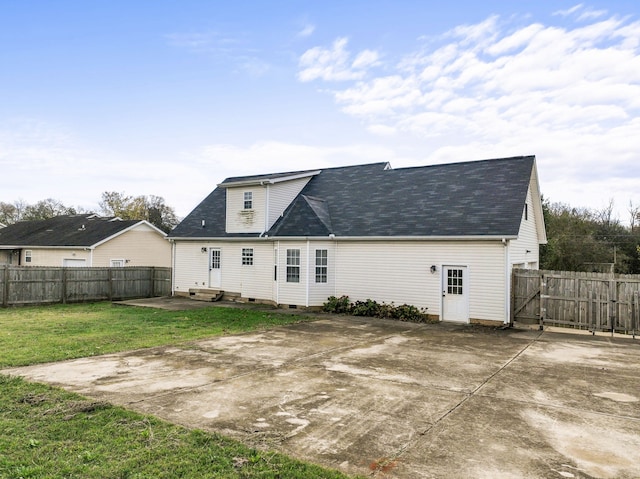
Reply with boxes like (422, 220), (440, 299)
(170, 156), (537, 239)
(0, 214), (160, 248)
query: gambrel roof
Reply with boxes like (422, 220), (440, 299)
(0, 214), (164, 248)
(170, 155), (541, 239)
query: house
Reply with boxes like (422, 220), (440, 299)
(0, 214), (171, 267)
(168, 156), (546, 325)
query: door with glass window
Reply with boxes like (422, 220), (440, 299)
(442, 266), (469, 322)
(209, 248), (221, 288)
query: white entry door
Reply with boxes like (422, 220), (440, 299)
(208, 248), (221, 288)
(442, 266), (469, 322)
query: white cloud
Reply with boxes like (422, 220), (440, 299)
(553, 4), (584, 17)
(296, 11), (640, 221)
(297, 23), (315, 37)
(298, 37), (380, 82)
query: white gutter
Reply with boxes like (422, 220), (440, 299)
(265, 235), (519, 242)
(166, 235), (518, 242)
(217, 170), (321, 188)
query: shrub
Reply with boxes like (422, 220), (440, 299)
(323, 295), (351, 314)
(350, 299), (381, 317)
(324, 296), (431, 323)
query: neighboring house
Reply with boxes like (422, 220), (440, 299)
(168, 156), (546, 325)
(0, 214), (171, 267)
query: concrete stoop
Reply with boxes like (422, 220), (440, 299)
(188, 288), (224, 302)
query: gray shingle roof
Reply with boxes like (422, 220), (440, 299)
(170, 156), (535, 239)
(0, 214), (143, 247)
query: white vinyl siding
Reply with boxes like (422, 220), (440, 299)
(267, 178), (312, 230)
(308, 241), (336, 305)
(173, 242), (273, 299)
(174, 239), (510, 321)
(173, 241), (211, 291)
(509, 183), (541, 269)
(226, 187), (265, 233)
(276, 241), (307, 306)
(333, 241), (507, 322)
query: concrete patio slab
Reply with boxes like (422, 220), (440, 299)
(4, 316), (640, 478)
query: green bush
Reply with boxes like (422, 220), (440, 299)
(323, 296), (431, 323)
(350, 299), (381, 317)
(322, 295), (351, 314)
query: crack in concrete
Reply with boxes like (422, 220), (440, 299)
(375, 328), (546, 475)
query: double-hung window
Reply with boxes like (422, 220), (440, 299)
(286, 249), (300, 283)
(242, 248), (254, 265)
(243, 191), (253, 210)
(315, 249), (327, 283)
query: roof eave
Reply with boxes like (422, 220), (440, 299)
(218, 170), (321, 188)
(168, 234), (520, 242)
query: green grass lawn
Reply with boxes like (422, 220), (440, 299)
(0, 302), (357, 479)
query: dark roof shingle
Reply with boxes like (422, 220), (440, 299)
(0, 215), (143, 247)
(170, 156), (535, 239)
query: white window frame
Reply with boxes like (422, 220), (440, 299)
(315, 249), (327, 283)
(243, 191), (253, 210)
(24, 250), (32, 263)
(242, 248), (254, 266)
(110, 259), (125, 267)
(286, 249), (300, 283)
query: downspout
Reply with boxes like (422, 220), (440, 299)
(276, 240), (280, 305)
(305, 240), (310, 307)
(503, 238), (510, 325)
(264, 183), (270, 233)
(330, 234), (337, 297)
(171, 240), (176, 295)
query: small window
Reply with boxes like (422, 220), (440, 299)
(447, 268), (463, 295)
(110, 259), (125, 267)
(242, 248), (254, 265)
(315, 249), (327, 283)
(25, 250), (32, 263)
(244, 191), (253, 210)
(286, 249), (300, 283)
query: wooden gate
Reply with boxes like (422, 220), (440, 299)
(512, 269), (640, 336)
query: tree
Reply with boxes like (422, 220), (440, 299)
(0, 201), (20, 225)
(540, 199), (640, 274)
(22, 198), (79, 221)
(99, 192), (179, 233)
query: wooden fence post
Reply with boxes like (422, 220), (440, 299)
(590, 290), (597, 335)
(61, 268), (67, 304)
(108, 268), (113, 301)
(632, 291), (638, 339)
(149, 267), (155, 298)
(2, 265), (8, 307)
(539, 272), (547, 330)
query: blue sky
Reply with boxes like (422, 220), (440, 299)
(1, 1), (639, 222)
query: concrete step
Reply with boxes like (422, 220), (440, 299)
(188, 289), (224, 302)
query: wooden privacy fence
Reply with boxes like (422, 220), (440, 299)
(512, 268), (640, 337)
(0, 266), (172, 307)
